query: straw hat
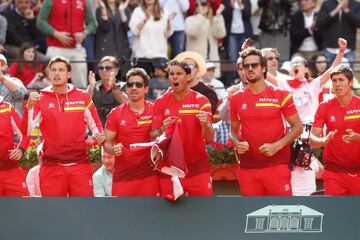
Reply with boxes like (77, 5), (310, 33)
(175, 51), (206, 77)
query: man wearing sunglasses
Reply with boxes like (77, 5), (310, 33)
(104, 68), (159, 196)
(230, 48), (303, 196)
(87, 56), (128, 126)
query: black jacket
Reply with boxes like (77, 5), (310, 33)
(3, 9), (40, 46)
(258, 0), (291, 33)
(316, 0), (360, 50)
(289, 11), (322, 56)
(222, 0), (253, 48)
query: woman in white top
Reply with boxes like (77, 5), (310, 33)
(129, 0), (173, 76)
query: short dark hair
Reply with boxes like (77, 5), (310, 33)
(240, 47), (267, 78)
(48, 56), (71, 71)
(330, 64), (354, 82)
(126, 67), (150, 86)
(99, 56), (120, 68)
(168, 59), (192, 75)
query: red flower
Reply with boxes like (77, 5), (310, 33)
(225, 139), (234, 149)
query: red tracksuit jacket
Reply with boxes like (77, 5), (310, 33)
(22, 85), (103, 165)
(0, 96), (27, 170)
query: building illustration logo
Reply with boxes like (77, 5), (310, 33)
(245, 204), (323, 233)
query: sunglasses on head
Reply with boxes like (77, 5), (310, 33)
(188, 64), (197, 71)
(126, 81), (145, 88)
(99, 65), (114, 71)
(290, 61), (304, 67)
(267, 56), (279, 61)
(243, 63), (260, 70)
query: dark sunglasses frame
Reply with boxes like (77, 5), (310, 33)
(126, 81), (145, 88)
(243, 63), (260, 70)
(98, 65), (114, 71)
(267, 56), (279, 61)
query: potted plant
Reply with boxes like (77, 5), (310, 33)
(207, 141), (239, 181)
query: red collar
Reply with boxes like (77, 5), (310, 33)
(287, 78), (312, 89)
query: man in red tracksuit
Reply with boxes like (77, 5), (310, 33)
(104, 68), (159, 196)
(310, 64), (360, 195)
(0, 96), (29, 196)
(151, 59), (215, 200)
(23, 56), (104, 196)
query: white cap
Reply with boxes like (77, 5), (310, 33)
(0, 54), (7, 65)
(206, 62), (215, 69)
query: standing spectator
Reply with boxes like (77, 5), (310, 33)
(0, 96), (29, 197)
(87, 56), (128, 126)
(310, 64), (360, 195)
(129, 0), (173, 76)
(230, 48), (303, 196)
(147, 62), (169, 101)
(258, 0), (292, 60)
(222, 0), (252, 84)
(7, 42), (44, 87)
(105, 68), (160, 196)
(36, 0), (97, 89)
(150, 59), (214, 200)
(94, 0), (132, 79)
(159, 0), (189, 59)
(0, 54), (27, 116)
(290, 0), (322, 59)
(201, 61), (226, 101)
(23, 56), (104, 196)
(3, 0), (47, 61)
(92, 148), (115, 197)
(266, 38), (346, 122)
(0, 14), (6, 53)
(175, 51), (218, 115)
(184, 1), (226, 78)
(316, 0), (360, 69)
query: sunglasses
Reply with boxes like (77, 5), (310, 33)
(243, 63), (260, 70)
(267, 56), (279, 61)
(99, 65), (114, 71)
(290, 61), (304, 67)
(188, 64), (197, 71)
(126, 81), (145, 88)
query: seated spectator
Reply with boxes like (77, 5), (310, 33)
(7, 42), (44, 87)
(26, 142), (43, 197)
(184, 1), (226, 78)
(92, 148), (115, 197)
(26, 65), (51, 91)
(0, 54), (27, 116)
(3, 0), (47, 62)
(147, 61), (169, 101)
(309, 52), (328, 78)
(213, 120), (230, 145)
(201, 62), (226, 101)
(87, 56), (128, 126)
(260, 48), (291, 82)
